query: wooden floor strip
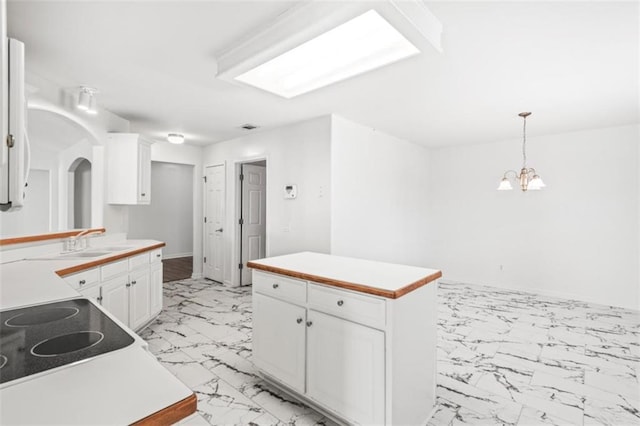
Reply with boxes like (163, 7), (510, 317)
(163, 256), (193, 282)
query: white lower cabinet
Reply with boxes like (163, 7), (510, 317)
(100, 274), (130, 325)
(80, 284), (102, 305)
(306, 310), (385, 425)
(129, 267), (152, 330)
(68, 248), (163, 331)
(253, 293), (306, 393)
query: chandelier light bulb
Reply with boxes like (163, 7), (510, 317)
(497, 177), (513, 191)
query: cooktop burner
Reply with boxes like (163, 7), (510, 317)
(32, 331), (105, 357)
(0, 298), (135, 386)
(5, 306), (79, 327)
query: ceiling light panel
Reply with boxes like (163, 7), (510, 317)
(234, 10), (420, 98)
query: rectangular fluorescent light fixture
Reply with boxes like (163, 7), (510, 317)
(234, 9), (420, 98)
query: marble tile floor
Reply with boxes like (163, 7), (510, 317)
(139, 279), (640, 426)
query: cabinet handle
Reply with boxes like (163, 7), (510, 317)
(131, 280), (137, 285)
(337, 300), (344, 306)
(156, 254), (161, 258)
(79, 279), (86, 286)
(97, 296), (103, 302)
(272, 283), (279, 289)
(126, 283), (131, 288)
(306, 321), (313, 327)
(296, 318), (303, 324)
(141, 193), (146, 197)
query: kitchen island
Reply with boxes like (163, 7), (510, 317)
(0, 237), (196, 425)
(247, 252), (442, 426)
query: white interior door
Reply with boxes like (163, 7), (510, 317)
(205, 165), (225, 282)
(241, 164), (266, 285)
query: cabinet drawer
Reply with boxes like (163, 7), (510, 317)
(129, 252), (150, 270)
(308, 283), (386, 329)
(253, 271), (306, 305)
(63, 268), (100, 290)
(149, 249), (163, 264)
(101, 259), (128, 281)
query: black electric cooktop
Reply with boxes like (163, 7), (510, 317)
(0, 298), (135, 385)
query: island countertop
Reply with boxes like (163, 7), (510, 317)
(247, 251), (442, 299)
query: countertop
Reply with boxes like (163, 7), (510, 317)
(0, 239), (196, 425)
(0, 239), (163, 310)
(247, 251), (442, 299)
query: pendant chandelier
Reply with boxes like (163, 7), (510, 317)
(498, 112), (545, 192)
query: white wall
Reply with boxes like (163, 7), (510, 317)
(429, 124), (639, 310)
(203, 116), (332, 286)
(330, 115), (434, 267)
(128, 161), (194, 259)
(0, 169), (49, 237)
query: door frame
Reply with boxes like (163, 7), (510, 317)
(234, 157), (268, 286)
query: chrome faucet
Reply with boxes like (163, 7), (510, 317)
(64, 229), (104, 252)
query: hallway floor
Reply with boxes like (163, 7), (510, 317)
(163, 256), (193, 282)
(139, 279), (639, 425)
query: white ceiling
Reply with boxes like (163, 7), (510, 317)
(7, 1), (639, 148)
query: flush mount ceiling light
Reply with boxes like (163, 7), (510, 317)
(498, 112), (546, 192)
(167, 133), (185, 144)
(216, 0), (442, 98)
(77, 87), (98, 114)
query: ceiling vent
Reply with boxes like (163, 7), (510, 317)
(240, 124), (259, 130)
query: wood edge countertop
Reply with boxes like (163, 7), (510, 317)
(131, 393), (197, 426)
(0, 228), (107, 246)
(55, 242), (166, 277)
(246, 261), (442, 299)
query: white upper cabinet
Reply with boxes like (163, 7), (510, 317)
(106, 133), (152, 205)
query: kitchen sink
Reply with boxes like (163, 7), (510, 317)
(96, 246), (134, 252)
(60, 251), (111, 258)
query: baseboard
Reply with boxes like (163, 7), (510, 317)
(191, 272), (203, 279)
(163, 252), (193, 260)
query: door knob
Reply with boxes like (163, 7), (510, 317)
(215, 228), (223, 232)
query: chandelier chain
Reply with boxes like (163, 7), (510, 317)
(522, 114), (527, 169)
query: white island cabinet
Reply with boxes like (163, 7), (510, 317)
(248, 252), (442, 426)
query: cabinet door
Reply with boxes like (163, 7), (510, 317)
(101, 275), (130, 326)
(307, 310), (385, 425)
(150, 263), (163, 317)
(137, 142), (151, 204)
(80, 285), (101, 305)
(253, 293), (306, 393)
(129, 268), (152, 330)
